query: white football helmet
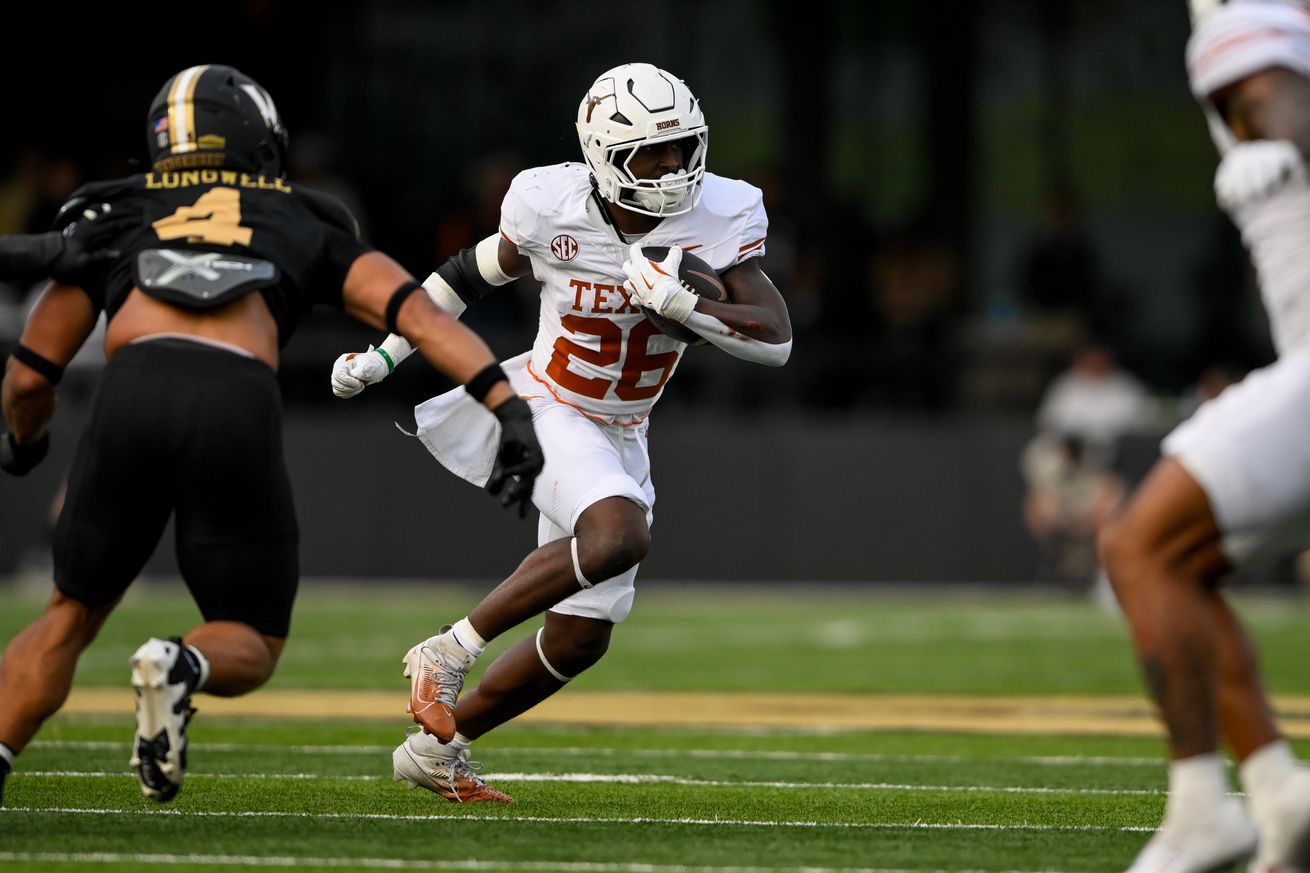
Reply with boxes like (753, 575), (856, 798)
(575, 63), (709, 218)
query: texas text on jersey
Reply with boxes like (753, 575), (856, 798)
(509, 162), (767, 422)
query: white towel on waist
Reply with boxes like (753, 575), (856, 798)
(412, 351), (533, 487)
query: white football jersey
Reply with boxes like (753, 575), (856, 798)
(501, 163), (768, 421)
(1187, 0), (1310, 353)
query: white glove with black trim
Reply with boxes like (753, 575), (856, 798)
(621, 243), (697, 323)
(1215, 140), (1307, 212)
(330, 345), (392, 398)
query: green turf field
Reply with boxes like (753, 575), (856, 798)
(1, 581), (1308, 872)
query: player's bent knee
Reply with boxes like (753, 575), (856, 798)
(541, 616), (612, 677)
(1097, 517), (1142, 587)
(575, 504), (650, 581)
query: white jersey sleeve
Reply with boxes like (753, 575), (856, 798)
(684, 175), (768, 272)
(500, 167), (555, 260)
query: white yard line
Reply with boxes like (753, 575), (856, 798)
(28, 740), (1166, 767)
(19, 769), (1165, 796)
(0, 805), (1156, 832)
(0, 853), (1086, 873)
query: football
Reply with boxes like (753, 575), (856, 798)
(640, 246), (727, 344)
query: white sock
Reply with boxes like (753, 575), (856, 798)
(408, 730), (472, 759)
(0, 742), (15, 767)
(1164, 753), (1231, 826)
(409, 730), (457, 759)
(449, 618), (486, 657)
(1240, 739), (1298, 809)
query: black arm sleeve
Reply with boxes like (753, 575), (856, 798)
(0, 233), (64, 284)
(435, 245), (502, 307)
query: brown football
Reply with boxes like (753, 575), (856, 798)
(640, 246), (727, 345)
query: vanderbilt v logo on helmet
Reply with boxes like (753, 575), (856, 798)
(147, 65), (290, 178)
(576, 63), (709, 218)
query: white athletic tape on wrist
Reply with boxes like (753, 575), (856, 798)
(378, 333), (415, 368)
(475, 234), (515, 286)
(535, 628), (576, 683)
(421, 271), (468, 318)
(571, 537), (594, 589)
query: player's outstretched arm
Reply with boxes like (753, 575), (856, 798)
(330, 234), (530, 398)
(340, 250), (544, 515)
(1, 283), (99, 475)
(0, 203), (132, 287)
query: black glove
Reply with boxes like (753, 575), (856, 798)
(486, 397), (545, 518)
(51, 201), (136, 285)
(0, 430), (50, 477)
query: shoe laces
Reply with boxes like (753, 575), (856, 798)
(444, 749), (486, 782)
(422, 641), (470, 709)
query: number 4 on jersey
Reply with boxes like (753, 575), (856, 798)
(152, 187), (253, 246)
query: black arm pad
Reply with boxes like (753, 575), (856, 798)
(0, 233), (63, 284)
(11, 343), (65, 386)
(384, 280), (423, 337)
(465, 363), (508, 403)
(436, 245), (502, 307)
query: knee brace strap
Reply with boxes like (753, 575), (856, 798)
(535, 628), (576, 683)
(571, 537), (594, 589)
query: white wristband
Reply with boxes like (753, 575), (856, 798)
(421, 272), (468, 318)
(476, 234), (514, 285)
(377, 333), (415, 369)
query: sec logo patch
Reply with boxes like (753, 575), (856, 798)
(551, 234), (579, 261)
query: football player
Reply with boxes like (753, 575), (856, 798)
(330, 62), (792, 802)
(1102, 3), (1310, 871)
(0, 65), (544, 807)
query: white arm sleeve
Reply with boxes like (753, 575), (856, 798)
(681, 310), (792, 367)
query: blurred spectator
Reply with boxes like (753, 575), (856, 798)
(1016, 187), (1102, 343)
(1021, 430), (1127, 588)
(1035, 343), (1156, 456)
(857, 214), (963, 408)
(1022, 344), (1155, 592)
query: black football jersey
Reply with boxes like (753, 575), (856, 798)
(54, 170), (373, 345)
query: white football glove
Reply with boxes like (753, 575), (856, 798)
(621, 243), (697, 323)
(330, 345), (392, 398)
(1215, 140), (1306, 212)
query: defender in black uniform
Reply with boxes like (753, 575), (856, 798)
(0, 65), (544, 806)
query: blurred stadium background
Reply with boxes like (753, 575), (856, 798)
(0, 0), (1297, 589)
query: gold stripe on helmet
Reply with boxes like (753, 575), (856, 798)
(169, 65), (211, 155)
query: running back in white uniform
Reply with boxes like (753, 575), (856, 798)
(1166, 0), (1310, 565)
(505, 162), (767, 423)
(410, 163), (768, 622)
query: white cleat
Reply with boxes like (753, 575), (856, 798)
(402, 626), (474, 743)
(129, 637), (196, 802)
(392, 736), (512, 804)
(1124, 797), (1258, 873)
(1249, 768), (1310, 873)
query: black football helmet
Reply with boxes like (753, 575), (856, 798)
(146, 65), (289, 177)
